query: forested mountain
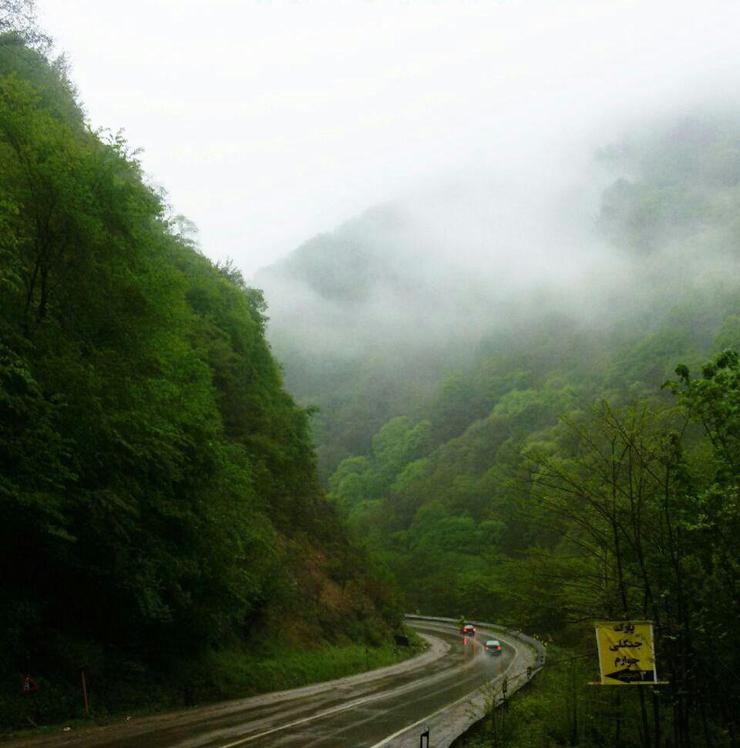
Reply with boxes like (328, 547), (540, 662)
(3, 1), (738, 742)
(258, 118), (740, 481)
(261, 119), (740, 744)
(256, 204), (485, 474)
(0, 23), (399, 726)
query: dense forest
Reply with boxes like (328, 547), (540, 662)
(2, 1), (739, 745)
(262, 121), (740, 745)
(0, 12), (401, 728)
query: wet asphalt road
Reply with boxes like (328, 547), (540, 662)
(7, 622), (514, 748)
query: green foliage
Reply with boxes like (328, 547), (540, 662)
(0, 30), (397, 729)
(338, 352), (739, 745)
(0, 638), (424, 728)
(203, 635), (424, 701)
(317, 122), (740, 744)
(458, 646), (689, 748)
(331, 416), (431, 511)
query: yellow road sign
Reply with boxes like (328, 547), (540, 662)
(595, 621), (657, 685)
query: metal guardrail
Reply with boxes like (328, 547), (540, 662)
(404, 614), (547, 671)
(395, 614), (547, 747)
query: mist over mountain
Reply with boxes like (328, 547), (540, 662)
(256, 111), (740, 475)
(6, 0), (740, 742)
(257, 112), (740, 745)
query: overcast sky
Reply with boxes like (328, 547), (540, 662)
(37, 0), (740, 277)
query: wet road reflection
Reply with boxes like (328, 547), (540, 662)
(196, 623), (514, 748)
(9, 623), (516, 748)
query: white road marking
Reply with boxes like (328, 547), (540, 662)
(214, 631), (463, 747)
(367, 628), (520, 748)
(215, 625), (519, 748)
(216, 694), (384, 747)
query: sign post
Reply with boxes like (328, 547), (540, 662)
(594, 621), (658, 685)
(81, 669), (90, 717)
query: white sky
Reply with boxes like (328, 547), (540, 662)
(37, 0), (740, 276)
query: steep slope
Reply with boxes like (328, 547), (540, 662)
(0, 29), (398, 727)
(256, 204), (487, 474)
(260, 115), (740, 744)
(313, 115), (740, 613)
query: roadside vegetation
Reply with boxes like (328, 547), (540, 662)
(455, 646), (601, 748)
(2, 2), (738, 745)
(205, 629), (426, 701)
(4, 631), (425, 733)
(267, 98), (740, 747)
(0, 4), (403, 732)
(458, 639), (736, 748)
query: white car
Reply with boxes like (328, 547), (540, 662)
(485, 639), (503, 655)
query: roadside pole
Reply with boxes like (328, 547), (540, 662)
(81, 669), (89, 717)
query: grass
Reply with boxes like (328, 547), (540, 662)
(454, 645), (596, 748)
(206, 638), (423, 700)
(1, 628), (427, 740)
(453, 644), (733, 748)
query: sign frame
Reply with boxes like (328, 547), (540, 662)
(594, 620), (660, 686)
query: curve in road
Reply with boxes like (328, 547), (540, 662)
(6, 622), (531, 748)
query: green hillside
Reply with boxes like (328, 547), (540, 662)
(265, 118), (740, 744)
(0, 23), (400, 728)
(256, 204), (483, 476)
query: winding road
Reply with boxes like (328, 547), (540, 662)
(6, 621), (538, 748)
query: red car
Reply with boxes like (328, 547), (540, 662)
(461, 623), (476, 636)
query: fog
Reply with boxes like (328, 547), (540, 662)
(257, 108), (740, 355)
(34, 0), (740, 424)
(38, 0), (740, 275)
